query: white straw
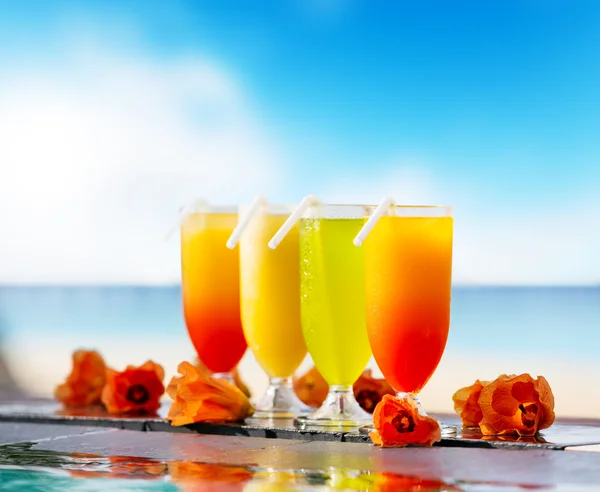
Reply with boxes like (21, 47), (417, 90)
(164, 199), (209, 241)
(268, 195), (319, 249)
(226, 196), (267, 249)
(353, 196), (396, 246)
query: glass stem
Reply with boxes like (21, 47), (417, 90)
(330, 385), (353, 412)
(269, 376), (292, 390)
(212, 372), (236, 386)
(397, 392), (427, 416)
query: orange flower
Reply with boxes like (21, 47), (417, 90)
(353, 369), (395, 414)
(452, 379), (490, 427)
(478, 374), (555, 437)
(370, 394), (441, 447)
(232, 369), (251, 398)
(101, 360), (165, 415)
(194, 358), (251, 398)
(54, 350), (107, 408)
(166, 361), (254, 426)
(293, 366), (329, 408)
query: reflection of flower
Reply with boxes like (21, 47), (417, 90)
(481, 433), (549, 444)
(54, 350), (107, 408)
(353, 369), (395, 414)
(166, 361), (254, 426)
(106, 455), (167, 477)
(452, 379), (490, 427)
(101, 360), (165, 415)
(370, 395), (441, 447)
(57, 406), (108, 417)
(478, 374), (555, 437)
(293, 366), (328, 408)
(67, 454), (167, 480)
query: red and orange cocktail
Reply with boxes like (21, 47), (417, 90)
(180, 207), (247, 375)
(364, 206), (453, 406)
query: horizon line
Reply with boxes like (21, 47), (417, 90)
(0, 282), (598, 289)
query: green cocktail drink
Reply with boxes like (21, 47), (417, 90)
(294, 204), (372, 428)
(299, 218), (371, 385)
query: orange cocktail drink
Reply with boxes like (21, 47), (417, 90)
(180, 206), (247, 375)
(364, 206), (453, 395)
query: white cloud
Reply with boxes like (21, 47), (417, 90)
(455, 197), (600, 285)
(321, 161), (600, 285)
(0, 40), (596, 286)
(321, 158), (440, 205)
(0, 47), (283, 283)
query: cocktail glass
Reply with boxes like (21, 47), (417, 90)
(294, 204), (373, 429)
(180, 203), (247, 383)
(362, 205), (456, 435)
(239, 202), (311, 418)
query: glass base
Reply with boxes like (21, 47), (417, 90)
(439, 423), (458, 437)
(359, 423), (457, 438)
(294, 385), (372, 430)
(253, 377), (313, 419)
(358, 393), (457, 437)
(403, 393), (457, 437)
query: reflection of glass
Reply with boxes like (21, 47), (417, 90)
(364, 206), (455, 434)
(296, 204), (372, 428)
(180, 205), (247, 380)
(243, 470), (304, 491)
(239, 203), (309, 418)
(170, 461), (252, 491)
(243, 468), (376, 491)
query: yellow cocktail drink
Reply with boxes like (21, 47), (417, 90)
(181, 210), (247, 375)
(240, 211), (307, 377)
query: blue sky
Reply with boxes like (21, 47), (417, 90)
(0, 1), (598, 284)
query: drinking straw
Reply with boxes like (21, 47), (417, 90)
(353, 196), (396, 246)
(164, 198), (209, 241)
(226, 195), (267, 249)
(268, 195), (320, 249)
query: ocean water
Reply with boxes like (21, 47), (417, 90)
(0, 285), (598, 356)
(0, 469), (176, 492)
(0, 285), (598, 415)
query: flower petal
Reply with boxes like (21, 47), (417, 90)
(370, 395), (441, 447)
(166, 361), (254, 425)
(54, 350), (107, 408)
(101, 361), (165, 414)
(353, 369), (395, 414)
(293, 366), (329, 408)
(479, 373), (555, 437)
(536, 375), (556, 431)
(452, 379), (490, 427)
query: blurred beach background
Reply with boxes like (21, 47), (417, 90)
(0, 1), (599, 417)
